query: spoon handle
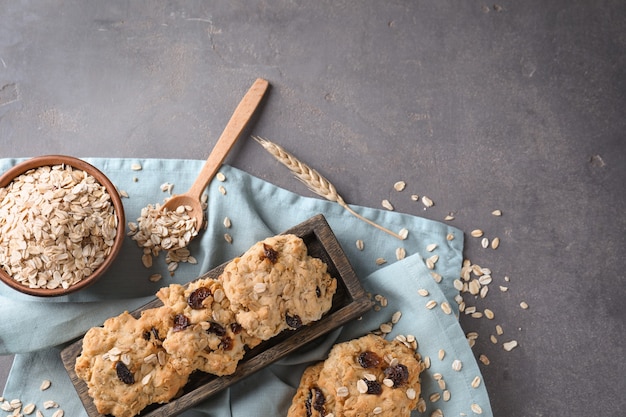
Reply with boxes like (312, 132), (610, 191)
(189, 78), (269, 199)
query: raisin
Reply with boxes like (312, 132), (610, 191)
(206, 321), (226, 337)
(230, 322), (242, 334)
(384, 363), (409, 387)
(311, 386), (325, 413)
(188, 287), (212, 309)
(143, 327), (162, 343)
(286, 313), (303, 329)
(364, 379), (383, 395)
(115, 361), (134, 385)
(220, 336), (234, 351)
(357, 351), (381, 368)
(262, 243), (278, 263)
(173, 314), (191, 332)
(152, 327), (162, 341)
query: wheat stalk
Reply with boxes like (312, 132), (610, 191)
(252, 136), (404, 240)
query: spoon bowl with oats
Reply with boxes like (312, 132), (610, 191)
(161, 78), (269, 234)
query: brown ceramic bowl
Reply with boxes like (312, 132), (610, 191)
(0, 155), (125, 297)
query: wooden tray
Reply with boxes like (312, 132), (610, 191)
(61, 214), (373, 417)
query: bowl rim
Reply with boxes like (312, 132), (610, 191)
(0, 155), (126, 297)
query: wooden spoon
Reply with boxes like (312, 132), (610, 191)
(162, 78), (269, 232)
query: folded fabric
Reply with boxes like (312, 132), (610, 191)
(0, 158), (492, 417)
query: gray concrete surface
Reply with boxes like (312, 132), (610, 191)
(1, 1), (625, 416)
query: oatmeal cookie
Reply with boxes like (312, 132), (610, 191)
(221, 234), (337, 340)
(287, 334), (424, 417)
(158, 278), (261, 376)
(75, 309), (188, 417)
(286, 362), (332, 417)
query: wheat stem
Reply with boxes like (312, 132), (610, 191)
(252, 136), (403, 240)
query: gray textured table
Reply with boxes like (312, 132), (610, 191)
(1, 1), (625, 415)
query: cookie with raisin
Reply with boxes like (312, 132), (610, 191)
(75, 309), (188, 417)
(220, 234), (337, 340)
(159, 277), (261, 376)
(287, 334), (424, 417)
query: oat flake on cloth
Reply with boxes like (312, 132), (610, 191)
(0, 158), (492, 417)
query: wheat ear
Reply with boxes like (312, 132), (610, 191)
(252, 136), (404, 240)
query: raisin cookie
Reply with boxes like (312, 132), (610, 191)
(75, 309), (188, 417)
(220, 234), (337, 340)
(287, 334), (424, 417)
(157, 277), (261, 376)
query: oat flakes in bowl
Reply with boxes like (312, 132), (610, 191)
(0, 155), (125, 297)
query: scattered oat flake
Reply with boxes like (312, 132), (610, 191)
(452, 359), (463, 371)
(356, 239), (364, 250)
(382, 199), (394, 211)
(471, 229), (484, 238)
(446, 233), (455, 240)
(52, 410), (64, 417)
(442, 389), (451, 401)
(520, 301), (529, 309)
(131, 163), (142, 171)
(479, 354), (490, 365)
(394, 181), (406, 191)
(216, 172), (226, 182)
(496, 324), (504, 335)
(119, 189), (129, 198)
(503, 340), (518, 351)
(418, 289), (429, 296)
(423, 356), (431, 369)
(481, 237), (489, 248)
(430, 271), (443, 283)
(426, 243), (438, 252)
(444, 214), (455, 221)
(44, 400), (59, 409)
(224, 233), (233, 244)
(421, 196), (434, 207)
(395, 247), (406, 260)
(40, 379), (51, 390)
(218, 185), (227, 195)
(499, 285), (508, 292)
(23, 403), (36, 415)
(410, 194), (419, 201)
(471, 403), (483, 414)
(375, 257), (387, 265)
(431, 408), (443, 417)
(491, 237), (500, 249)
(223, 217), (232, 228)
(398, 228), (409, 240)
(492, 209), (502, 216)
(149, 273), (163, 282)
(441, 302), (452, 315)
(391, 311), (402, 324)
(471, 376), (482, 388)
(425, 300), (437, 310)
(484, 309), (494, 319)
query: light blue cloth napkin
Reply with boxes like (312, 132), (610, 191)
(0, 158), (492, 417)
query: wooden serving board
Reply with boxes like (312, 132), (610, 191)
(61, 214), (373, 417)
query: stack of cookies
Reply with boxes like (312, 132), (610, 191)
(75, 234), (338, 417)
